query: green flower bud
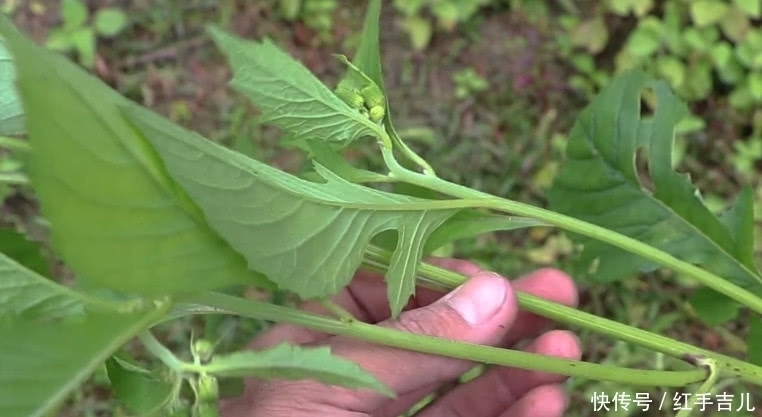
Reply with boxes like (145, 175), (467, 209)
(335, 80), (364, 109)
(196, 373), (219, 403)
(368, 105), (385, 123)
(192, 339), (214, 364)
(360, 84), (385, 108)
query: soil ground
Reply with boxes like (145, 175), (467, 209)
(7, 1), (762, 416)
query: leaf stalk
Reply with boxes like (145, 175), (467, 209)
(362, 245), (762, 386)
(380, 147), (762, 319)
(182, 291), (708, 387)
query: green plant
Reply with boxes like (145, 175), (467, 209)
(278, 0), (337, 43)
(452, 67), (489, 99)
(393, 0), (493, 50)
(4, 2), (762, 417)
(560, 0), (762, 109)
(732, 137), (762, 179)
(45, 0), (128, 68)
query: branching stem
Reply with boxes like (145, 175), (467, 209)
(182, 291), (708, 387)
(380, 147), (762, 318)
(361, 245), (762, 386)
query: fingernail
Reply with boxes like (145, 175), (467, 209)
(443, 273), (507, 325)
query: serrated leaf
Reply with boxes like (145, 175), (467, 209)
(0, 39), (25, 135)
(122, 105), (460, 317)
(547, 70), (762, 295)
(0, 18), (275, 296)
(206, 26), (382, 146)
(105, 356), (177, 415)
(204, 343), (394, 397)
(0, 310), (161, 417)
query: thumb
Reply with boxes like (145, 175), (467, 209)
(329, 272), (518, 410)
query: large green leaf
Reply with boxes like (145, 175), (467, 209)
(0, 248), (140, 319)
(0, 19), (274, 296)
(105, 356), (177, 416)
(0, 310), (161, 417)
(206, 26), (383, 147)
(204, 343), (394, 397)
(0, 232), (160, 417)
(547, 70), (762, 294)
(0, 38), (24, 135)
(122, 104), (460, 317)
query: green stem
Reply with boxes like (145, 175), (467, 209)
(675, 358), (718, 417)
(320, 299), (357, 322)
(362, 245), (762, 385)
(377, 129), (435, 177)
(182, 291), (706, 387)
(380, 148), (762, 318)
(139, 330), (187, 371)
(0, 172), (28, 185)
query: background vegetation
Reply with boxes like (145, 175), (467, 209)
(2, 0), (762, 416)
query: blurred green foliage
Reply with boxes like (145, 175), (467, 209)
(45, 0), (128, 68)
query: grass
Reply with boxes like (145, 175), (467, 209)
(3, 1), (762, 416)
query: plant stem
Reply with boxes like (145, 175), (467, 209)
(139, 330), (187, 371)
(362, 244), (762, 385)
(0, 172), (28, 185)
(380, 148), (762, 318)
(182, 291), (707, 387)
(385, 131), (436, 176)
(675, 358), (718, 417)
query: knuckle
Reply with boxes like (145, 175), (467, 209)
(393, 305), (463, 339)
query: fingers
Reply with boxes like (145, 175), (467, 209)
(502, 268), (578, 346)
(321, 271), (518, 413)
(414, 330), (580, 417)
(499, 385), (569, 417)
(249, 258), (482, 349)
(343, 257), (484, 323)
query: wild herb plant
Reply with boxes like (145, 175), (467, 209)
(2, 2), (762, 416)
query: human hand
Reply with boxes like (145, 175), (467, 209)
(220, 258), (581, 417)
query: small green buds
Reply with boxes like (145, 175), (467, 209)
(196, 373), (220, 403)
(192, 338), (215, 365)
(360, 85), (384, 108)
(368, 105), (385, 123)
(334, 79), (364, 109)
(334, 78), (386, 124)
(192, 372), (220, 416)
(361, 85), (385, 123)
